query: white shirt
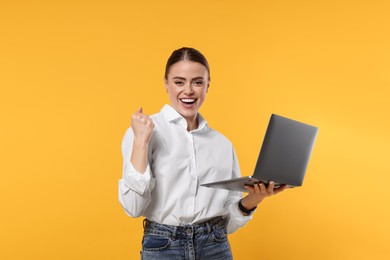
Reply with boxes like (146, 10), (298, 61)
(118, 104), (252, 233)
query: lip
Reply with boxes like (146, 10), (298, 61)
(179, 97), (197, 100)
(179, 98), (197, 109)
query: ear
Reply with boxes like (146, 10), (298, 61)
(164, 79), (169, 93)
(206, 81), (210, 93)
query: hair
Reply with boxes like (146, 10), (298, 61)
(164, 47), (210, 81)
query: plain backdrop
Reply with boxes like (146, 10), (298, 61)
(1, 0), (389, 259)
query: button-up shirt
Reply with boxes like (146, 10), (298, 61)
(118, 104), (251, 233)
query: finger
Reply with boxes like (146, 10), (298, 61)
(131, 113), (144, 123)
(133, 111), (150, 122)
(244, 185), (255, 193)
(147, 119), (155, 128)
(259, 182), (267, 194)
(139, 117), (154, 129)
(131, 114), (154, 130)
(267, 181), (275, 193)
(137, 107), (143, 114)
(253, 183), (261, 194)
(274, 184), (288, 194)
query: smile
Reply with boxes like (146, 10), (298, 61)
(180, 98), (197, 105)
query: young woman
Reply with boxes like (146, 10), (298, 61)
(118, 47), (286, 259)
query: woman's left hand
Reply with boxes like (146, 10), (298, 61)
(240, 182), (287, 213)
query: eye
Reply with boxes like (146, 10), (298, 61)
(192, 81), (204, 87)
(174, 81), (184, 86)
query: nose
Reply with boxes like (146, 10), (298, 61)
(183, 83), (194, 95)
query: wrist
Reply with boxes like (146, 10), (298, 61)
(133, 138), (150, 148)
(240, 197), (260, 210)
(238, 199), (257, 216)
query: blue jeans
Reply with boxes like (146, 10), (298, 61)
(140, 217), (233, 260)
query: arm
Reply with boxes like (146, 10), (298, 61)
(225, 147), (288, 233)
(225, 148), (252, 234)
(118, 108), (156, 217)
(130, 107), (154, 173)
(241, 182), (287, 213)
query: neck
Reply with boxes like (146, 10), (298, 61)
(185, 115), (198, 131)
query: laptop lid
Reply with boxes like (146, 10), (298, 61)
(252, 114), (318, 186)
(200, 114), (318, 191)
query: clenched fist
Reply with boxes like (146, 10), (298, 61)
(131, 107), (154, 144)
(130, 107), (154, 173)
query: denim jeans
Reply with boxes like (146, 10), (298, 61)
(140, 216), (233, 260)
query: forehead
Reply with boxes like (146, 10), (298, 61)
(168, 60), (209, 79)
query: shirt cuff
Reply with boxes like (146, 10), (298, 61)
(229, 199), (253, 224)
(122, 162), (155, 196)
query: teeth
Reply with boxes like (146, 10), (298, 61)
(181, 99), (195, 103)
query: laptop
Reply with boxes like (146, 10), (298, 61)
(200, 114), (319, 192)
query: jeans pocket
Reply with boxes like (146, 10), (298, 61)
(142, 235), (171, 251)
(212, 227), (228, 243)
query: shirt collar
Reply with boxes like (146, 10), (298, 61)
(161, 104), (208, 132)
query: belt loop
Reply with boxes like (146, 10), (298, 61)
(143, 218), (147, 229)
(172, 226), (177, 239)
(206, 221), (211, 233)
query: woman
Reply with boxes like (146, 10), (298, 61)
(118, 47), (286, 259)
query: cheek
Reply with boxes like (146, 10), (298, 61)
(198, 88), (208, 98)
(167, 87), (181, 99)
(167, 85), (177, 94)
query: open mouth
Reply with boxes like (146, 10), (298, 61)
(180, 98), (197, 105)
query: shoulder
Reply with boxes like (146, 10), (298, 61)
(148, 110), (168, 130)
(149, 110), (164, 121)
(204, 125), (233, 147)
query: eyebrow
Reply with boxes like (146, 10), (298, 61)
(192, 77), (205, 81)
(172, 76), (205, 81)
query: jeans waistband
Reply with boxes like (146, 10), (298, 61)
(143, 216), (226, 237)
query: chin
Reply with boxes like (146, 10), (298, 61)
(177, 107), (194, 115)
(172, 101), (200, 117)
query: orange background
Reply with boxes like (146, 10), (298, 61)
(0, 0), (389, 259)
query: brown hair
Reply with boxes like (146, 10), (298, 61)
(164, 47), (210, 81)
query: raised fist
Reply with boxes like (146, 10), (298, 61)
(131, 107), (154, 144)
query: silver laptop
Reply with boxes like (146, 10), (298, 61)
(200, 114), (319, 192)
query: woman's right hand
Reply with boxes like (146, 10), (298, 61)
(130, 107), (154, 173)
(131, 107), (154, 144)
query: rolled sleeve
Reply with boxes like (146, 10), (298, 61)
(118, 127), (156, 218)
(118, 161), (156, 218)
(225, 146), (252, 234)
(225, 193), (252, 234)
(122, 163), (155, 196)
